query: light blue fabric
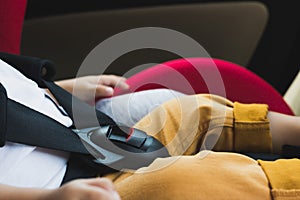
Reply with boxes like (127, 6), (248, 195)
(96, 89), (186, 127)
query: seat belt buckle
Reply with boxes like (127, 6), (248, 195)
(73, 125), (170, 170)
(0, 84), (7, 147)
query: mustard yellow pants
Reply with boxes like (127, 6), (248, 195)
(106, 94), (300, 200)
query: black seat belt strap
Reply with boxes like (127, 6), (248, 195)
(0, 83), (117, 179)
(0, 84), (7, 147)
(3, 92), (89, 154)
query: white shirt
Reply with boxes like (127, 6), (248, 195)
(0, 59), (72, 189)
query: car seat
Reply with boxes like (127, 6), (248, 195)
(0, 0), (27, 54)
(114, 57), (295, 116)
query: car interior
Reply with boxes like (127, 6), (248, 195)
(21, 0), (300, 94)
(0, 0), (300, 197)
(20, 0), (300, 115)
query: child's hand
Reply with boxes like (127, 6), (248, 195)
(56, 75), (130, 102)
(44, 178), (121, 200)
(0, 178), (120, 200)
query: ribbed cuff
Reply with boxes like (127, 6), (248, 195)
(258, 159), (300, 190)
(233, 102), (272, 153)
(271, 189), (300, 200)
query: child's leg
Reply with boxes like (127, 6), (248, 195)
(108, 94), (300, 199)
(268, 112), (300, 154)
(134, 94), (299, 155)
(114, 151), (271, 200)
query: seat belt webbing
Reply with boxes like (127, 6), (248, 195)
(0, 81), (116, 154)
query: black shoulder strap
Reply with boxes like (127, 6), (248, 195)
(0, 84), (7, 147)
(0, 84), (118, 180)
(0, 83), (89, 153)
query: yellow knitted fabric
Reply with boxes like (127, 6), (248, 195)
(116, 151), (271, 200)
(233, 102), (272, 153)
(259, 159), (300, 200)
